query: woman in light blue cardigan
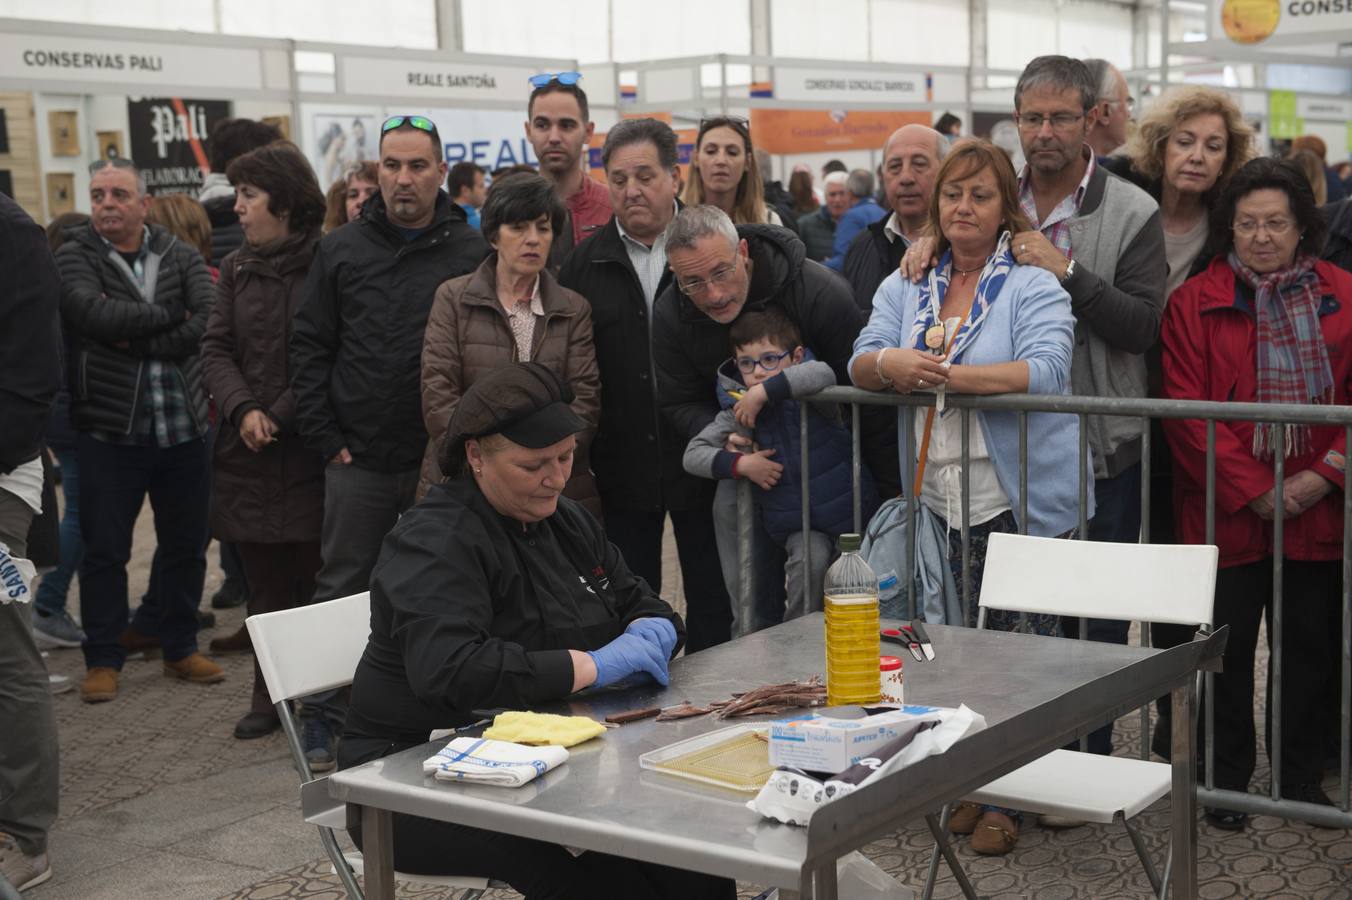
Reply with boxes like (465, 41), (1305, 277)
(849, 141), (1089, 853)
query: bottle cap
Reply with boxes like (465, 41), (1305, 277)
(838, 533), (861, 552)
(880, 656), (903, 671)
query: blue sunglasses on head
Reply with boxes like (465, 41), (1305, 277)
(529, 71), (582, 88)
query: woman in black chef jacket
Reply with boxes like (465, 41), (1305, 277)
(339, 362), (735, 900)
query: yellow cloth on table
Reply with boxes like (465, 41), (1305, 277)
(482, 711), (607, 747)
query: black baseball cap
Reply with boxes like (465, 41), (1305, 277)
(438, 363), (584, 475)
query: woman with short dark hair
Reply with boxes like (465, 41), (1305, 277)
(418, 173), (600, 511)
(1162, 156), (1352, 828)
(200, 140), (329, 740)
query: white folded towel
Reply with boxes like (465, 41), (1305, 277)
(423, 737), (569, 788)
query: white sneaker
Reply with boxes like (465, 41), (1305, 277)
(49, 674), (73, 694)
(0, 832), (52, 892)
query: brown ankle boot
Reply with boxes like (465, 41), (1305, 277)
(117, 627), (162, 659)
(163, 653), (225, 684)
(81, 667), (119, 703)
(208, 626), (252, 655)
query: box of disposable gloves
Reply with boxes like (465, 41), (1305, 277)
(767, 705), (946, 773)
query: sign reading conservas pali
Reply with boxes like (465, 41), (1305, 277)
(128, 98), (231, 196)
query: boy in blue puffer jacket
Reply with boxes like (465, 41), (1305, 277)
(683, 308), (879, 621)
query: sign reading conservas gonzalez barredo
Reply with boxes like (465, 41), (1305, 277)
(1218, 0), (1352, 45)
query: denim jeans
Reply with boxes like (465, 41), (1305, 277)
(77, 433), (210, 668)
(34, 446), (83, 617)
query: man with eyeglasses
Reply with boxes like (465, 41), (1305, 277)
(1011, 54), (1166, 767)
(525, 72), (611, 265)
(289, 114), (487, 770)
(653, 205), (898, 637)
(1083, 59), (1133, 161)
(56, 158), (222, 703)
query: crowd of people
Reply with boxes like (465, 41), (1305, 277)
(3, 54), (1352, 897)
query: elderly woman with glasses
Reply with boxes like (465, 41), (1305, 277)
(682, 116), (783, 226)
(418, 173), (601, 510)
(1161, 157), (1352, 829)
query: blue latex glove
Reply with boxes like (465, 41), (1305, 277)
(586, 632), (671, 688)
(625, 617), (678, 661)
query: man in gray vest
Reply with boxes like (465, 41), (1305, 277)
(1011, 55), (1166, 759)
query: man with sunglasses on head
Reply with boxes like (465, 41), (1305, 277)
(56, 158), (222, 703)
(525, 72), (611, 265)
(653, 205), (899, 637)
(289, 114), (488, 771)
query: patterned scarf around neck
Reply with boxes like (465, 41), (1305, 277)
(1227, 251), (1333, 459)
(910, 230), (1015, 363)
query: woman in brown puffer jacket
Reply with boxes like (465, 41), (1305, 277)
(418, 173), (601, 512)
(200, 141), (328, 740)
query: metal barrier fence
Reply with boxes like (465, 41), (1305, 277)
(733, 385), (1352, 828)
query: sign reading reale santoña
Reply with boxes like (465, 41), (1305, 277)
(0, 33), (263, 90)
(128, 98), (231, 195)
(339, 56), (541, 103)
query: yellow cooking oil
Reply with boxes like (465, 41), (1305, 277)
(823, 534), (881, 706)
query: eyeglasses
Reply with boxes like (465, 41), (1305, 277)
(529, 71), (582, 88)
(698, 115), (750, 133)
(1014, 112), (1085, 132)
(676, 261), (739, 296)
(382, 115), (436, 134)
(1233, 218), (1293, 237)
(735, 350), (793, 374)
(88, 157), (136, 174)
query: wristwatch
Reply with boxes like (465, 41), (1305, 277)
(1060, 259), (1076, 283)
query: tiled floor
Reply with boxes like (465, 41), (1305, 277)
(24, 501), (1352, 899)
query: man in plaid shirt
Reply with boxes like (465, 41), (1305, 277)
(56, 159), (223, 703)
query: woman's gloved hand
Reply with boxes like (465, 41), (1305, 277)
(586, 632), (671, 688)
(624, 617), (678, 660)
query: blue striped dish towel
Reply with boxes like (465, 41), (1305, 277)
(422, 737), (569, 787)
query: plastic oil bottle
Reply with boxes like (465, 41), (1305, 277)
(823, 533), (881, 706)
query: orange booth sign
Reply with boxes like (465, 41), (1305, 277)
(749, 109), (932, 154)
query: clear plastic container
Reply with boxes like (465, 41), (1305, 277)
(823, 533), (881, 706)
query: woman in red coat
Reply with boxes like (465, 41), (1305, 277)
(1162, 157), (1350, 829)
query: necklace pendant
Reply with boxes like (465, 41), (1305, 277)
(924, 323), (946, 350)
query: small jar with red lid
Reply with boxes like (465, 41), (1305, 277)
(879, 656), (904, 706)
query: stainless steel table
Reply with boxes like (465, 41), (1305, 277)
(327, 615), (1221, 900)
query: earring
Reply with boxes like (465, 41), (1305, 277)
(474, 467), (482, 475)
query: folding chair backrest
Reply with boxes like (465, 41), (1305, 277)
(246, 592), (371, 703)
(978, 534), (1217, 628)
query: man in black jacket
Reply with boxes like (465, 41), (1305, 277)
(289, 115), (488, 769)
(841, 124), (944, 312)
(0, 192), (62, 891)
(557, 118), (733, 652)
(57, 159), (220, 703)
(653, 206), (898, 634)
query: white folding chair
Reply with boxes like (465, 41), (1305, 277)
(923, 533), (1218, 900)
(247, 592), (500, 899)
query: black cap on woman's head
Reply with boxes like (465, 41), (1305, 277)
(438, 363), (583, 476)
